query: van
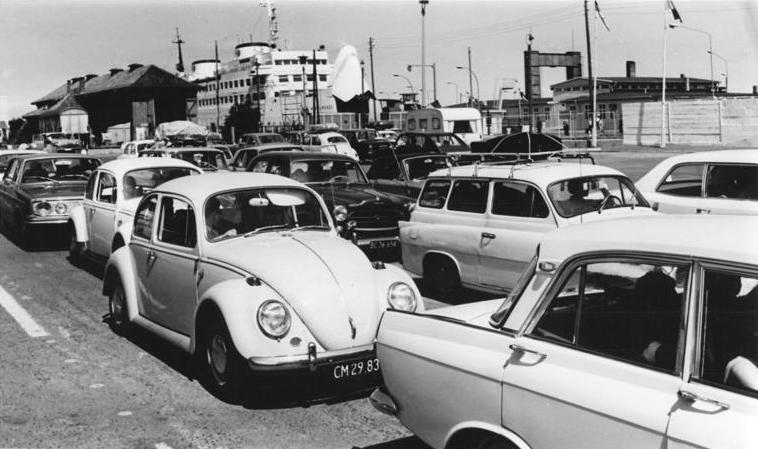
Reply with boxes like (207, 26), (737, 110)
(405, 108), (482, 145)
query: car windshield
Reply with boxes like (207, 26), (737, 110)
(123, 167), (199, 200)
(174, 151), (228, 171)
(290, 159), (368, 184)
(21, 158), (99, 183)
(327, 135), (348, 144)
(548, 175), (649, 218)
(429, 134), (468, 151)
(205, 187), (330, 241)
(404, 156), (451, 180)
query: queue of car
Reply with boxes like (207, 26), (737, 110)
(0, 138), (756, 447)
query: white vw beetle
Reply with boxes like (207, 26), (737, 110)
(102, 172), (422, 402)
(374, 215), (758, 449)
(68, 158), (201, 265)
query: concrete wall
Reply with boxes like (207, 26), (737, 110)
(623, 98), (758, 146)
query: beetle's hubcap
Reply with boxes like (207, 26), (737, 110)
(208, 334), (229, 383)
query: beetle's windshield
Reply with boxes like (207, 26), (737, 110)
(205, 187), (330, 241)
(547, 175), (649, 218)
(123, 167), (199, 200)
(291, 159), (368, 184)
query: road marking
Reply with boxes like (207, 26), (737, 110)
(0, 284), (49, 337)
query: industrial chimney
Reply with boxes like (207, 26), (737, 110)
(626, 61), (636, 78)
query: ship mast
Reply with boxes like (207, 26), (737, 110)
(259, 0), (280, 48)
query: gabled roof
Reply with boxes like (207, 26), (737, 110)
(32, 65), (198, 105)
(24, 93), (85, 119)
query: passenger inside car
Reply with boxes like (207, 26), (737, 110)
(206, 196), (242, 240)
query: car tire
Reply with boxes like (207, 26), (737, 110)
(198, 318), (244, 402)
(18, 220), (34, 251)
(475, 435), (514, 449)
(69, 224), (85, 267)
(424, 256), (461, 302)
(108, 279), (130, 335)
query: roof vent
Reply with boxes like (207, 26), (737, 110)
(109, 68), (123, 76)
(85, 73), (98, 80)
(128, 63), (144, 72)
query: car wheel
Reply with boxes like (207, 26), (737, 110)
(69, 224), (85, 266)
(475, 435), (513, 449)
(199, 319), (244, 401)
(425, 256), (461, 302)
(19, 220), (34, 251)
(108, 280), (129, 335)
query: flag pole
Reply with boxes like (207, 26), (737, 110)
(660, 1), (668, 148)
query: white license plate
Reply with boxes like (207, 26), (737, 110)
(332, 358), (380, 380)
(369, 240), (398, 250)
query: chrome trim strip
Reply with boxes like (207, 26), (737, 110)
(248, 343), (375, 370)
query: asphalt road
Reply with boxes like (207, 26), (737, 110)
(0, 151), (667, 448)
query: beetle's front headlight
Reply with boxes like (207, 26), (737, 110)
(54, 202), (67, 215)
(32, 201), (51, 216)
(387, 282), (417, 312)
(257, 300), (291, 339)
(333, 205), (348, 222)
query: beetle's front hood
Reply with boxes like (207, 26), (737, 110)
(18, 183), (87, 200)
(204, 232), (382, 349)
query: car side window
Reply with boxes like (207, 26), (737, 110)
(447, 180), (489, 213)
(5, 160), (20, 183)
(705, 164), (758, 200)
(656, 163), (705, 197)
(133, 195), (158, 240)
(531, 260), (689, 373)
(157, 197), (196, 248)
(696, 269), (758, 395)
(492, 181), (549, 218)
(85, 172), (96, 200)
(96, 172), (117, 204)
(419, 180), (451, 209)
(266, 159), (284, 175)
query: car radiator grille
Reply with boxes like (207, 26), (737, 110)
(349, 208), (406, 234)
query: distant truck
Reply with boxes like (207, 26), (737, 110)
(405, 107), (482, 145)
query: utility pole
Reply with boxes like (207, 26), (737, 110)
(467, 46), (473, 107)
(173, 28), (185, 73)
(214, 40), (220, 132)
(420, 0), (429, 107)
(369, 37), (377, 123)
(312, 49), (320, 124)
(254, 59), (262, 132)
(526, 34), (534, 131)
(584, 0), (596, 147)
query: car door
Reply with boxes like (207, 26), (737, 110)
(130, 194), (158, 317)
(140, 195), (199, 334)
(367, 156), (409, 197)
(500, 256), (691, 449)
(88, 171), (117, 257)
(648, 163), (710, 214)
(479, 180), (557, 292)
(666, 265), (758, 448)
(700, 163), (758, 215)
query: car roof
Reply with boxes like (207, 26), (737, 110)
(391, 152), (453, 161)
(539, 215), (758, 266)
(154, 172), (307, 205)
(96, 157), (201, 176)
(237, 143), (304, 151)
(0, 150), (45, 156)
(428, 162), (625, 187)
(310, 132), (345, 138)
(163, 147), (224, 154)
(14, 153), (99, 161)
(650, 149), (758, 165)
(251, 151), (356, 162)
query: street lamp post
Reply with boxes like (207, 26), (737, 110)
(708, 50), (728, 92)
(456, 66), (479, 105)
(407, 63), (437, 104)
(393, 73), (415, 97)
(669, 23), (714, 97)
(419, 0), (429, 107)
(360, 60), (365, 128)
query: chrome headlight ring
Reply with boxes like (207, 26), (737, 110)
(32, 201), (52, 216)
(387, 282), (418, 312)
(257, 300), (292, 339)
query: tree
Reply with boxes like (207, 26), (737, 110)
(222, 101), (260, 142)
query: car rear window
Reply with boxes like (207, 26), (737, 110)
(447, 180), (489, 213)
(419, 180), (451, 209)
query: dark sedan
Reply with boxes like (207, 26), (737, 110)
(393, 132), (470, 155)
(339, 129), (391, 163)
(229, 143), (305, 171)
(246, 151), (412, 262)
(367, 151), (456, 200)
(0, 153), (100, 248)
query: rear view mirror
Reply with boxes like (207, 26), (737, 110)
(248, 197), (270, 207)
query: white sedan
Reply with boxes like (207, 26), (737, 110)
(636, 149), (758, 215)
(102, 173), (422, 402)
(373, 215), (758, 449)
(68, 157), (201, 265)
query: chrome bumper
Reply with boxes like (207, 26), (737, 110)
(247, 342), (375, 372)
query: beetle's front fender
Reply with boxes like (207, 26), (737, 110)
(102, 246), (139, 322)
(68, 205), (88, 243)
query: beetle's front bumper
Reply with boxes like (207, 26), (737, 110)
(245, 343), (381, 404)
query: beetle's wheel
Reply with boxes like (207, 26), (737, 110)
(69, 224), (84, 266)
(199, 319), (243, 402)
(108, 280), (129, 335)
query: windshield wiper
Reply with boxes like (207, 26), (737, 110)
(243, 224), (293, 237)
(291, 224), (330, 231)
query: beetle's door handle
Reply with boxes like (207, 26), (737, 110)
(678, 389), (730, 410)
(147, 250), (157, 263)
(89, 208), (96, 217)
(481, 232), (496, 239)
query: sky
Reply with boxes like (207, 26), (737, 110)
(1, 0), (757, 119)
